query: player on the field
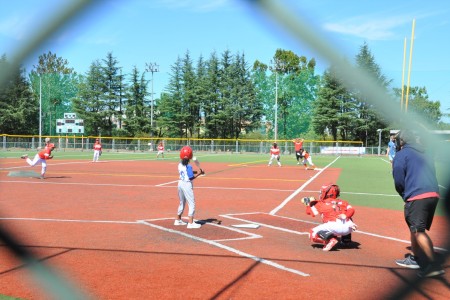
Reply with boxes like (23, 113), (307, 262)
(301, 150), (316, 170)
(301, 184), (357, 251)
(21, 138), (55, 179)
(92, 138), (102, 162)
(292, 138), (304, 164)
(175, 146), (205, 229)
(268, 142), (281, 167)
(156, 142), (164, 159)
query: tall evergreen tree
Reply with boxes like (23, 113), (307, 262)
(73, 60), (108, 136)
(203, 52), (221, 138)
(30, 51), (79, 136)
(352, 42), (390, 145)
(102, 52), (122, 136)
(0, 55), (38, 134)
(312, 64), (355, 140)
(124, 66), (149, 136)
(158, 57), (185, 137)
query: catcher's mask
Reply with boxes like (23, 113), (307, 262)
(179, 146), (193, 160)
(319, 184), (340, 201)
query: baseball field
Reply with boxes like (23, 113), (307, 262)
(0, 150), (448, 299)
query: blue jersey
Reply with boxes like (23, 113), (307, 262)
(388, 140), (396, 156)
(178, 162), (194, 182)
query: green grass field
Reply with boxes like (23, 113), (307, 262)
(2, 149), (448, 215)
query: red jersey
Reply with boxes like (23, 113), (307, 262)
(38, 147), (53, 160)
(306, 198), (355, 223)
(94, 142), (102, 151)
(270, 147), (280, 156)
(293, 141), (303, 151)
(158, 145), (164, 151)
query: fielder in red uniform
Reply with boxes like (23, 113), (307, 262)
(302, 184), (357, 251)
(156, 142), (164, 159)
(268, 142), (281, 167)
(93, 138), (102, 162)
(21, 139), (55, 179)
(292, 138), (304, 164)
(301, 150), (316, 170)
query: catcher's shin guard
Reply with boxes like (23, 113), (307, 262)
(309, 229), (326, 244)
(317, 230), (335, 241)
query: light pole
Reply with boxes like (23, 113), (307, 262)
(145, 62), (159, 136)
(271, 59), (283, 142)
(377, 129), (382, 156)
(39, 74), (42, 147)
(275, 71), (278, 142)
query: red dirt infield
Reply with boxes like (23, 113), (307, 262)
(0, 158), (448, 299)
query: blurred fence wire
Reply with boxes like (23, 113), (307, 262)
(0, 0), (448, 299)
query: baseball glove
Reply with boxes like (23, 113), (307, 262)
(99, 150), (102, 156)
(301, 196), (317, 206)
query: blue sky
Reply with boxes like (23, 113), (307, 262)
(1, 0), (449, 121)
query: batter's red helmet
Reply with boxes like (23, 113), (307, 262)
(179, 146), (193, 160)
(319, 184), (340, 201)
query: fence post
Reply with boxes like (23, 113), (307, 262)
(32, 137), (35, 149)
(112, 139), (115, 151)
(138, 139), (141, 152)
(211, 140), (214, 153)
(2, 135), (5, 151)
(235, 140), (238, 153)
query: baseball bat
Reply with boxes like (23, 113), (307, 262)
(192, 156), (205, 175)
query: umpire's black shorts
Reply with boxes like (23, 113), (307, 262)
(404, 197), (439, 232)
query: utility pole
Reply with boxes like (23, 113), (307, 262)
(145, 62), (159, 136)
(271, 59), (284, 142)
(39, 74), (42, 147)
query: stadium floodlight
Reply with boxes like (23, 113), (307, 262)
(145, 62), (159, 137)
(377, 129), (382, 156)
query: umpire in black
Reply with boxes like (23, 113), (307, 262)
(392, 129), (444, 278)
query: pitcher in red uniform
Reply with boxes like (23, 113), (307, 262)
(21, 138), (55, 179)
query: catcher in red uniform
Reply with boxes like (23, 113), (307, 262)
(301, 184), (357, 251)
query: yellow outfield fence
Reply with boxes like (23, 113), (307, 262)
(0, 134), (372, 155)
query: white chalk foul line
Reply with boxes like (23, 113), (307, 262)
(137, 219), (310, 277)
(269, 156), (341, 215)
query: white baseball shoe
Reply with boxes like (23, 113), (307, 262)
(187, 222), (201, 229)
(174, 219), (188, 226)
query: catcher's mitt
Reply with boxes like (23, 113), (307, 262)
(301, 196), (317, 206)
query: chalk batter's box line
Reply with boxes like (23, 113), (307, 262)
(221, 212), (313, 236)
(138, 219), (310, 277)
(141, 217), (262, 242)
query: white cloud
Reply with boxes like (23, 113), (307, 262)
(323, 15), (413, 41)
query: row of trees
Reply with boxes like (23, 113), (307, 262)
(0, 44), (447, 146)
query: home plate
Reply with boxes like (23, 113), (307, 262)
(231, 223), (260, 229)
